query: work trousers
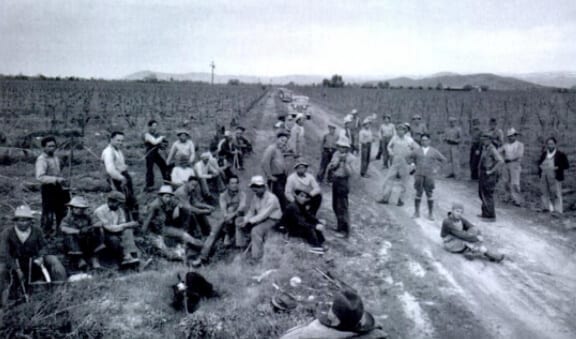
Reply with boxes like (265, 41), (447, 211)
(40, 183), (70, 234)
(447, 143), (461, 178)
(540, 169), (563, 213)
(360, 142), (372, 176)
(478, 171), (499, 219)
(384, 158), (410, 203)
(332, 177), (350, 235)
(109, 172), (139, 221)
(63, 228), (105, 258)
(378, 136), (393, 168)
(145, 149), (169, 188)
(289, 225), (325, 247)
(269, 174), (288, 211)
(236, 218), (278, 260)
(104, 229), (139, 260)
(414, 175), (435, 199)
(469, 142), (482, 180)
(198, 219), (236, 260)
(504, 161), (522, 205)
(317, 148), (336, 182)
(308, 194), (322, 216)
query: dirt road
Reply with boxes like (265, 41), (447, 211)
(287, 93), (576, 339)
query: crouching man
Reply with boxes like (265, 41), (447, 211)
(441, 203), (504, 262)
(283, 189), (326, 254)
(94, 192), (140, 267)
(0, 206), (67, 308)
(142, 185), (204, 261)
(60, 196), (106, 270)
(237, 176), (282, 263)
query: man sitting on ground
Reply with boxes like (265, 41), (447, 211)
(195, 152), (225, 201)
(191, 175), (247, 267)
(285, 160), (322, 216)
(237, 176), (282, 263)
(0, 206), (67, 308)
(170, 154), (197, 187)
(94, 192), (140, 267)
(233, 126), (252, 170)
(142, 185), (203, 261)
(60, 196), (106, 270)
(441, 203), (504, 262)
(283, 189), (326, 254)
(174, 176), (216, 238)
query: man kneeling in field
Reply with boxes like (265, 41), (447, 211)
(441, 203), (504, 262)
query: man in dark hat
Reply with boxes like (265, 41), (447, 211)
(280, 288), (376, 338)
(478, 131), (504, 221)
(316, 124), (338, 183)
(143, 120), (169, 191)
(282, 188), (326, 253)
(94, 191), (140, 267)
(0, 206), (67, 307)
(35, 136), (69, 235)
(261, 130), (289, 210)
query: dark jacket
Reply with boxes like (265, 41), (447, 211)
(441, 216), (479, 242)
(0, 226), (46, 269)
(538, 150), (569, 181)
(283, 202), (319, 235)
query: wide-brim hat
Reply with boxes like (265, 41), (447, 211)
(235, 126), (246, 131)
(271, 294), (297, 312)
(224, 130), (232, 137)
(336, 136), (351, 148)
(317, 290), (376, 334)
(293, 159), (309, 169)
(506, 128), (519, 137)
(350, 109), (358, 115)
(362, 117), (372, 125)
(107, 191), (126, 203)
(412, 114), (422, 120)
(276, 130), (290, 138)
(328, 123), (336, 129)
(176, 129), (190, 137)
(200, 152), (211, 160)
(67, 196), (89, 208)
(295, 113), (305, 121)
(13, 205), (35, 219)
(343, 114), (353, 123)
(249, 175), (266, 187)
(158, 185), (174, 196)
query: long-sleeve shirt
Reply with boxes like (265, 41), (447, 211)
(379, 123), (396, 139)
(194, 160), (220, 179)
(444, 126), (462, 144)
(246, 191), (282, 224)
(35, 152), (63, 184)
(409, 146), (446, 176)
(219, 190), (247, 216)
(501, 141), (524, 162)
(321, 133), (338, 150)
(94, 204), (127, 233)
(327, 151), (355, 178)
(358, 128), (374, 144)
(261, 144), (286, 179)
(479, 144), (504, 172)
(166, 140), (195, 165)
(283, 202), (319, 235)
(101, 144), (128, 181)
(387, 135), (418, 160)
(0, 226), (47, 269)
(441, 217), (479, 242)
(285, 173), (321, 202)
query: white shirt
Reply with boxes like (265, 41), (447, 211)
(102, 144), (127, 181)
(285, 172), (321, 202)
(171, 166), (196, 186)
(167, 140), (195, 165)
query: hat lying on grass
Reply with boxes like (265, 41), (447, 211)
(318, 289), (375, 334)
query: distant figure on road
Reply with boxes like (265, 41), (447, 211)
(469, 118), (483, 180)
(376, 114), (396, 169)
(538, 137), (569, 214)
(316, 124), (338, 183)
(327, 136), (355, 238)
(441, 203), (504, 262)
(408, 134), (446, 220)
(261, 130), (289, 211)
(349, 109), (361, 154)
(500, 128), (524, 207)
(35, 136), (70, 235)
(411, 114), (428, 143)
(102, 131), (139, 221)
(359, 118), (374, 178)
(287, 113), (305, 159)
(443, 117), (462, 179)
(143, 120), (169, 191)
(478, 131), (504, 222)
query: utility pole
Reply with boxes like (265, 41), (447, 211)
(210, 61), (215, 85)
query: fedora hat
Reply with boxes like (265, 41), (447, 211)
(67, 196), (89, 208)
(343, 114), (353, 123)
(506, 128), (519, 137)
(107, 191), (126, 203)
(13, 205), (35, 220)
(336, 136), (351, 148)
(235, 125), (246, 131)
(158, 185), (174, 196)
(318, 289), (376, 334)
(293, 159), (309, 170)
(176, 129), (190, 137)
(276, 130), (290, 138)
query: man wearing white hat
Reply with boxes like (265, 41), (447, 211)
(444, 117), (462, 179)
(237, 176), (282, 262)
(0, 205), (67, 307)
(500, 128), (524, 206)
(327, 136), (355, 238)
(359, 118), (375, 177)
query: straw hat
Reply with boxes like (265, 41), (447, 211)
(158, 185), (174, 196)
(506, 128), (519, 137)
(13, 205), (34, 220)
(249, 175), (266, 187)
(67, 196), (89, 208)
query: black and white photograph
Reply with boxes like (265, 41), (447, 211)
(0, 0), (575, 338)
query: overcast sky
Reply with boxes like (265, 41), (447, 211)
(1, 0), (575, 79)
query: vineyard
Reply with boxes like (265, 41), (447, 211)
(301, 87), (576, 210)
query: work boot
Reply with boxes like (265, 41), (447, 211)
(376, 198), (389, 205)
(76, 258), (88, 270)
(90, 257), (102, 269)
(121, 253), (139, 266)
(484, 251), (505, 263)
(427, 200), (434, 221)
(412, 198), (421, 218)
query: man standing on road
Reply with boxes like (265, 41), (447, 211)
(316, 124), (338, 183)
(487, 118), (505, 148)
(143, 120), (169, 192)
(443, 117), (462, 179)
(359, 118), (374, 178)
(327, 137), (355, 238)
(287, 113), (305, 159)
(478, 132), (504, 222)
(349, 109), (361, 154)
(377, 114), (395, 169)
(35, 136), (70, 236)
(500, 128), (524, 207)
(102, 131), (139, 221)
(262, 130), (289, 210)
(409, 134), (447, 220)
(469, 118), (483, 180)
(538, 137), (569, 214)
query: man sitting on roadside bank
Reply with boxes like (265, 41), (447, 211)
(0, 206), (67, 308)
(285, 160), (323, 216)
(174, 176), (216, 238)
(283, 188), (327, 254)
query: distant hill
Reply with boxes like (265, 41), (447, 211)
(383, 73), (543, 90)
(512, 72), (576, 88)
